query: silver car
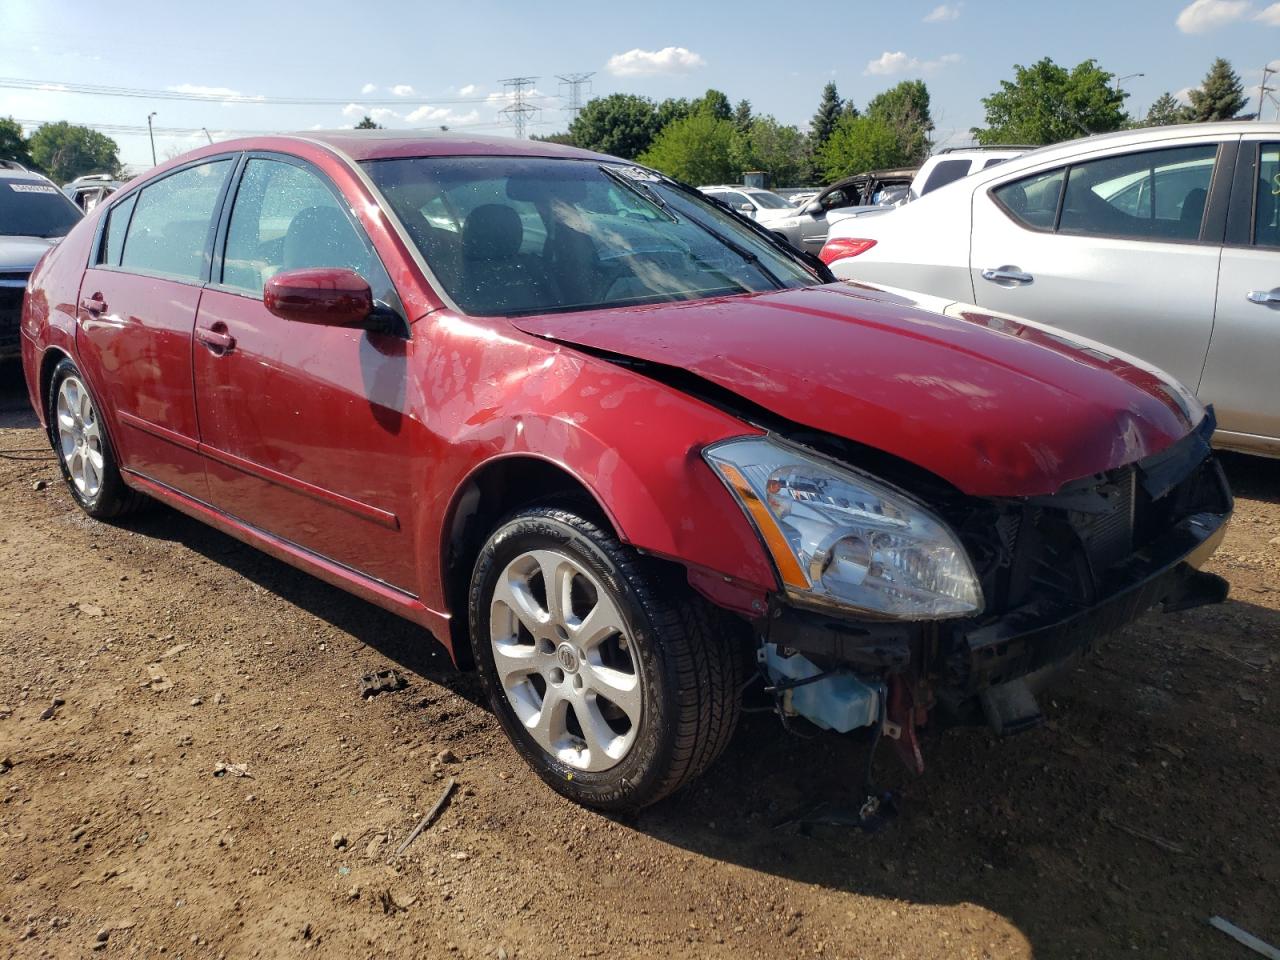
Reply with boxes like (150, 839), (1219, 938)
(823, 121), (1280, 457)
(699, 186), (825, 253)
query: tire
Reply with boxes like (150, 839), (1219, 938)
(469, 505), (743, 811)
(46, 358), (145, 520)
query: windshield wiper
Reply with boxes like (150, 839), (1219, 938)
(670, 200), (784, 289)
(598, 165), (678, 223)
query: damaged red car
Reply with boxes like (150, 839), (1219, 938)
(20, 133), (1232, 811)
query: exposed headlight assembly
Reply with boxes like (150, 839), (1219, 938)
(705, 437), (983, 619)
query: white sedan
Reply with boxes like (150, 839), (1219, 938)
(699, 186), (827, 254)
(822, 121), (1280, 457)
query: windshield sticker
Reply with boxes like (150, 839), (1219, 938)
(8, 183), (60, 195)
(606, 164), (662, 183)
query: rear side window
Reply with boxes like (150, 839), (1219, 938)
(100, 192), (137, 267)
(1059, 145), (1216, 241)
(1253, 144), (1280, 247)
(992, 168), (1065, 230)
(120, 160), (232, 281)
(919, 159), (971, 196)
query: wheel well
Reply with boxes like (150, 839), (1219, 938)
(38, 347), (71, 431)
(443, 457), (613, 668)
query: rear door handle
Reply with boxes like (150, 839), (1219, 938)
(79, 293), (106, 315)
(981, 266), (1035, 286)
(196, 323), (236, 355)
(1246, 288), (1280, 304)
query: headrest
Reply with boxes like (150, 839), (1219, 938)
(463, 204), (523, 261)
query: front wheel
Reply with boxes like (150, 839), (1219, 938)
(469, 506), (743, 810)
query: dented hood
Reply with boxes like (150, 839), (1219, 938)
(509, 283), (1203, 499)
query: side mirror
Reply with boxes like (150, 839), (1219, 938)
(804, 200), (823, 216)
(738, 202), (756, 216)
(264, 268), (373, 327)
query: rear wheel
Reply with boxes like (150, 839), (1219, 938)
(47, 358), (144, 519)
(469, 505), (742, 810)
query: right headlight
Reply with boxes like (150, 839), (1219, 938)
(704, 436), (983, 619)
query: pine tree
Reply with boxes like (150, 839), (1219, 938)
(810, 83), (843, 149)
(1187, 58), (1247, 122)
(733, 99), (753, 134)
(1144, 92), (1190, 127)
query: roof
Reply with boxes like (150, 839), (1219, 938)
(286, 130), (611, 164)
(996, 120), (1280, 171)
(0, 167), (54, 182)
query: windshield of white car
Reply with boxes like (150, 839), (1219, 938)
(745, 190), (793, 210)
(363, 156), (819, 317)
(0, 180), (83, 238)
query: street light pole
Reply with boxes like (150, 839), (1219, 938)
(201, 127), (213, 145)
(147, 112), (157, 166)
(1114, 72), (1144, 96)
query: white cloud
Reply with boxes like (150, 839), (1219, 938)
(360, 82), (377, 94)
(341, 102), (366, 118)
(406, 104), (479, 126)
(606, 46), (705, 77)
(864, 51), (961, 75)
(1174, 86), (1195, 104)
(1175, 0), (1250, 32)
(458, 84), (477, 96)
(369, 107), (400, 122)
(168, 83), (242, 98)
(923, 3), (961, 21)
(391, 84), (415, 96)
(1256, 2), (1280, 22)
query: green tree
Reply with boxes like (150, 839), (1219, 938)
(0, 116), (33, 169)
(532, 132), (576, 145)
(638, 112), (738, 184)
(1186, 58), (1247, 122)
(27, 122), (121, 182)
(733, 99), (753, 134)
(817, 114), (912, 182)
(810, 82), (844, 149)
(1144, 92), (1190, 127)
(692, 89), (733, 121)
(568, 93), (661, 159)
(656, 97), (690, 129)
(972, 58), (1128, 146)
(355, 115), (382, 129)
(866, 80), (934, 164)
(733, 116), (810, 187)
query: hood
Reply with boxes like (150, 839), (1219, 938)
(0, 235), (60, 273)
(509, 284), (1200, 498)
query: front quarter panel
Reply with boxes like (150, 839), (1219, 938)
(414, 313), (779, 616)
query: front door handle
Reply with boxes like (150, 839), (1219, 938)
(79, 293), (106, 315)
(196, 323), (236, 356)
(1246, 288), (1280, 305)
(981, 266), (1035, 286)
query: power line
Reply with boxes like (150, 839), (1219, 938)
(557, 72), (594, 124)
(498, 77), (540, 139)
(11, 117), (514, 138)
(0, 76), (557, 107)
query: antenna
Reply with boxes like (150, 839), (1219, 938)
(498, 76), (540, 138)
(557, 72), (594, 124)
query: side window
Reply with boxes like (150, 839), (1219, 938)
(1253, 144), (1280, 247)
(120, 160), (232, 281)
(99, 192), (137, 267)
(221, 158), (382, 297)
(718, 190), (750, 209)
(993, 168), (1065, 230)
(1058, 145), (1217, 241)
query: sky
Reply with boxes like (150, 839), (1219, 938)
(4, 0), (1280, 172)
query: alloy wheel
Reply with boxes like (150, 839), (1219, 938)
(55, 375), (104, 500)
(489, 548), (642, 772)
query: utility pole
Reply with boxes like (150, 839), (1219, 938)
(557, 72), (594, 125)
(201, 127), (213, 145)
(1259, 65), (1277, 121)
(147, 112), (157, 166)
(498, 77), (539, 138)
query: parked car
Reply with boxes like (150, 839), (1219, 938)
(63, 173), (124, 212)
(822, 122), (1280, 457)
(22, 134), (1231, 812)
(785, 190), (819, 208)
(698, 185), (823, 252)
(803, 167), (919, 226)
(908, 145), (1030, 201)
(1, 160), (82, 360)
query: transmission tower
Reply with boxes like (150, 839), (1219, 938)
(557, 72), (595, 123)
(498, 76), (540, 138)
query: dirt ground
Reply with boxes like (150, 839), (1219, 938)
(0, 361), (1276, 960)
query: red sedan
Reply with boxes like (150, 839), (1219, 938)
(20, 133), (1231, 811)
